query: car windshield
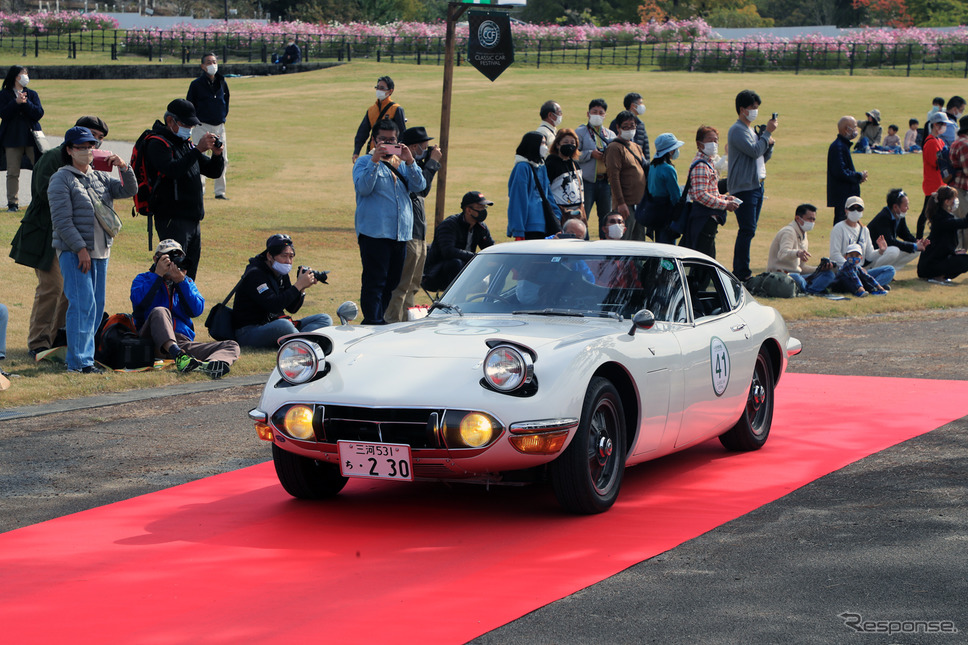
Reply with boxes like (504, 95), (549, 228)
(432, 253), (688, 322)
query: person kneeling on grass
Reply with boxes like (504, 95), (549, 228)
(832, 243), (888, 297)
(131, 239), (240, 379)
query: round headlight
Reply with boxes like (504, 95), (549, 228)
(284, 405), (315, 440)
(483, 345), (533, 392)
(277, 339), (325, 385)
(459, 413), (494, 447)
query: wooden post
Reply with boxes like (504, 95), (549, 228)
(434, 2), (468, 228)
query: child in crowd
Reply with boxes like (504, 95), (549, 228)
(832, 244), (888, 297)
(904, 118), (922, 152)
(927, 97), (945, 122)
(880, 124), (902, 153)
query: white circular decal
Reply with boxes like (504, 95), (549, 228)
(478, 21), (501, 49)
(710, 337), (730, 396)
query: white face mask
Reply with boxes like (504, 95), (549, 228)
(620, 129), (635, 141)
(71, 148), (94, 164)
(671, 148), (680, 160)
(272, 261), (293, 275)
(607, 223), (625, 239)
(376, 89), (388, 101)
(18, 74), (29, 86)
(588, 114), (605, 127)
(746, 108), (758, 122)
(846, 210), (863, 223)
(177, 126), (192, 140)
(205, 64), (218, 75)
(952, 198), (961, 212)
(539, 144), (549, 159)
(553, 114), (562, 127)
(703, 142), (718, 157)
(799, 219), (814, 232)
(635, 103), (646, 115)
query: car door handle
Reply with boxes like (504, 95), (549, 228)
(730, 323), (747, 332)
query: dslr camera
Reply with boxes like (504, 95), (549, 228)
(164, 252), (188, 269)
(299, 266), (329, 283)
(212, 135), (223, 149)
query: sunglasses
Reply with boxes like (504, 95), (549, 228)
(847, 205), (864, 212)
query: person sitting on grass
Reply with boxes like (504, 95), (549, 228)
(131, 239), (240, 379)
(904, 119), (922, 153)
(875, 124), (903, 154)
(916, 186), (968, 286)
(832, 243), (888, 297)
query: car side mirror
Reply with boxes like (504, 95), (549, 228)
(337, 301), (359, 326)
(628, 309), (656, 336)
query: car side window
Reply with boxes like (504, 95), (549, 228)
(639, 258), (687, 323)
(722, 270), (744, 311)
(682, 262), (730, 322)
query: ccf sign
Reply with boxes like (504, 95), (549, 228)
(467, 10), (514, 81)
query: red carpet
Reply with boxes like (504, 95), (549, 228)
(2, 373), (967, 644)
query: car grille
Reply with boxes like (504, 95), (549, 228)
(321, 405), (442, 449)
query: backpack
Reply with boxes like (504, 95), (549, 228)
(130, 129), (170, 250)
(94, 313), (155, 370)
(746, 272), (799, 299)
(937, 143), (956, 185)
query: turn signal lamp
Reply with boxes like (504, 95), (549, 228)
(255, 420), (273, 441)
(284, 405), (315, 440)
(509, 431), (568, 455)
(459, 413), (494, 448)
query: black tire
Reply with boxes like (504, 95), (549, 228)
(272, 443), (348, 499)
(720, 350), (774, 451)
(550, 377), (627, 514)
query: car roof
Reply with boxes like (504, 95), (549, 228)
(477, 239), (721, 263)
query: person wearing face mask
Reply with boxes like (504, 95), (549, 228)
(576, 98), (616, 237)
(727, 89), (776, 281)
(385, 126), (443, 322)
(601, 211), (626, 240)
(683, 126), (740, 258)
(48, 126), (137, 374)
(144, 98), (224, 281)
(940, 96), (965, 147)
(828, 196), (896, 289)
(507, 131), (562, 240)
(917, 111), (953, 239)
(232, 234), (333, 348)
(11, 115), (109, 360)
(917, 186), (968, 284)
(766, 203), (835, 294)
(131, 239), (240, 378)
(609, 92), (650, 162)
(537, 101), (562, 149)
(422, 191), (495, 293)
(352, 75), (406, 163)
(546, 128), (585, 231)
(867, 188), (928, 271)
(0, 65), (44, 212)
(187, 52), (230, 200)
(605, 109), (648, 241)
(832, 243), (889, 297)
(827, 115), (869, 226)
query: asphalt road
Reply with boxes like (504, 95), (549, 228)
(2, 309), (966, 643)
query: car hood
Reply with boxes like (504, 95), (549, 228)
(335, 315), (618, 359)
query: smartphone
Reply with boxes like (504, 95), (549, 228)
(384, 144), (404, 155)
(92, 149), (113, 172)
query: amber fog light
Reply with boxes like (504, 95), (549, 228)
(509, 431), (568, 455)
(459, 413), (494, 448)
(284, 405), (316, 440)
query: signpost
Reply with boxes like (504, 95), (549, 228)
(433, 0), (523, 227)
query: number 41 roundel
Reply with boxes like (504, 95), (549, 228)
(710, 337), (730, 397)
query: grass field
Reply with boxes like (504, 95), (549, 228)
(1, 61), (966, 406)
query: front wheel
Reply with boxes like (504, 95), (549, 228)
(272, 443), (348, 499)
(719, 350), (774, 451)
(550, 377), (627, 514)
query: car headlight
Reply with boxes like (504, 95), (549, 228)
(483, 345), (533, 392)
(277, 339), (326, 385)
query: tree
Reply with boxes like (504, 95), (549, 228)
(852, 0), (913, 26)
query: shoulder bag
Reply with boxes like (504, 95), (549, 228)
(530, 165), (561, 235)
(83, 181), (122, 238)
(204, 271), (254, 341)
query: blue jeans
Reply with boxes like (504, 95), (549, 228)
(583, 179), (612, 238)
(867, 265), (895, 287)
(790, 270), (835, 295)
(732, 185), (763, 280)
(236, 313), (333, 349)
(358, 234), (407, 325)
(0, 302), (7, 359)
(59, 252), (108, 370)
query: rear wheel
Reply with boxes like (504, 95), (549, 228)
(272, 443), (348, 499)
(551, 377), (627, 514)
(720, 350), (774, 451)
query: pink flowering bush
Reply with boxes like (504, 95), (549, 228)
(0, 11), (118, 35)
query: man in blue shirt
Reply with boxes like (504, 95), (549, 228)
(352, 119), (426, 324)
(187, 52), (230, 200)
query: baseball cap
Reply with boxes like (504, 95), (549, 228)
(166, 98), (201, 126)
(845, 196), (865, 211)
(461, 191), (494, 209)
(155, 239), (184, 255)
(928, 111), (952, 126)
(845, 243), (863, 256)
(266, 233), (294, 255)
(63, 126), (98, 146)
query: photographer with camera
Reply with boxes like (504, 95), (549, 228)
(231, 234), (332, 348)
(131, 239), (240, 378)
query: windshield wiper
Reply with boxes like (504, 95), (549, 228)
(428, 301), (463, 317)
(512, 309), (585, 317)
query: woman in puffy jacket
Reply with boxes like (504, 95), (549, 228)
(49, 126), (136, 373)
(507, 131), (562, 240)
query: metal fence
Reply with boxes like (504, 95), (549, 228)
(4, 29), (968, 77)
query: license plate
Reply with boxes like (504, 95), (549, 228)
(338, 441), (413, 481)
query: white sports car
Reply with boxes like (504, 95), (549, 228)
(249, 240), (801, 514)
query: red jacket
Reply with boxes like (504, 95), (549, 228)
(922, 134), (945, 196)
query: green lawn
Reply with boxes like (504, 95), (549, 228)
(1, 61), (966, 406)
